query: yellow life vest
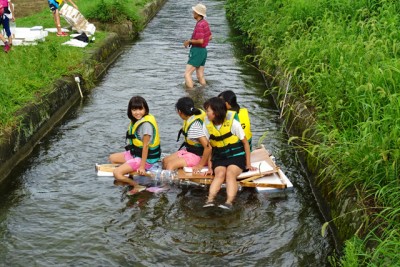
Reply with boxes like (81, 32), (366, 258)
(205, 110), (245, 160)
(125, 114), (161, 164)
(177, 110), (206, 156)
(238, 107), (252, 149)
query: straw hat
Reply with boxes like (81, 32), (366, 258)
(192, 4), (207, 17)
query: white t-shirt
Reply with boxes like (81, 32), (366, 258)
(202, 119), (245, 140)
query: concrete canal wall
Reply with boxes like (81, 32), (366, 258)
(0, 0), (167, 183)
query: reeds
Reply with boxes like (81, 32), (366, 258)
(226, 0), (400, 264)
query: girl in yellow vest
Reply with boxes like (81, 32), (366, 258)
(202, 97), (256, 209)
(218, 90), (253, 150)
(163, 97), (211, 172)
(109, 96), (161, 195)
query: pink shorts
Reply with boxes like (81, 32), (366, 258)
(177, 150), (201, 167)
(124, 151), (153, 170)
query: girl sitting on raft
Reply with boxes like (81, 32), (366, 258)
(202, 97), (256, 209)
(218, 90), (253, 150)
(162, 97), (211, 172)
(109, 96), (161, 195)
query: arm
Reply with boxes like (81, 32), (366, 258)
(138, 134), (150, 175)
(184, 38), (204, 48)
(9, 1), (15, 21)
(66, 0), (78, 9)
(242, 137), (256, 171)
(205, 151), (213, 176)
(192, 137), (212, 173)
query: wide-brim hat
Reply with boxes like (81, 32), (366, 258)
(192, 4), (207, 17)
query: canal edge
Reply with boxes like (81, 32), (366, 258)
(0, 0), (168, 184)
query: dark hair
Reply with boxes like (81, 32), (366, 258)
(127, 96), (149, 122)
(218, 90), (240, 112)
(175, 97), (202, 116)
(203, 97), (226, 125)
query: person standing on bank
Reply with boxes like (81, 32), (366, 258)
(0, 0), (14, 52)
(183, 3), (212, 89)
(47, 0), (79, 37)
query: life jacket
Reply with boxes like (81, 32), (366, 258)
(125, 114), (161, 164)
(205, 110), (245, 160)
(176, 110), (206, 156)
(237, 108), (252, 149)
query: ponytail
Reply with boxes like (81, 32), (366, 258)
(176, 97), (201, 116)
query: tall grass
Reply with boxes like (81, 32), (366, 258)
(0, 0), (151, 132)
(226, 0), (400, 265)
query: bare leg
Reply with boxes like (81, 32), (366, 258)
(206, 166), (226, 202)
(162, 152), (187, 170)
(184, 64), (196, 89)
(52, 10), (62, 34)
(0, 34), (7, 43)
(113, 162), (137, 187)
(196, 66), (206, 86)
(225, 165), (243, 204)
(109, 152), (126, 164)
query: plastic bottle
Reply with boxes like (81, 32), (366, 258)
(145, 168), (178, 185)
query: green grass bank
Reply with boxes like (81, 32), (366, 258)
(0, 0), (166, 182)
(0, 0), (150, 132)
(225, 0), (400, 265)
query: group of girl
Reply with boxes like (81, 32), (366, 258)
(109, 91), (256, 209)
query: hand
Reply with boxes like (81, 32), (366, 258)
(137, 167), (146, 175)
(204, 169), (213, 176)
(183, 40), (190, 48)
(192, 165), (203, 174)
(246, 165), (258, 172)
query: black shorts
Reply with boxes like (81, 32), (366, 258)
(212, 155), (246, 173)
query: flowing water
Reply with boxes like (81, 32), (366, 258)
(0, 0), (334, 265)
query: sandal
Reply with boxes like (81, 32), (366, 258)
(56, 32), (69, 37)
(127, 185), (146, 196)
(203, 200), (215, 208)
(218, 203), (233, 210)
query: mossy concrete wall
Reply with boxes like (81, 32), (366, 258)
(0, 0), (167, 183)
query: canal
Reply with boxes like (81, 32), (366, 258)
(0, 0), (334, 265)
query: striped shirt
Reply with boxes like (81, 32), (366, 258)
(191, 19), (211, 48)
(187, 120), (206, 141)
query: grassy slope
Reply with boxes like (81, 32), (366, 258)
(0, 0), (147, 130)
(225, 0), (400, 265)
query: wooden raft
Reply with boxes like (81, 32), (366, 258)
(177, 145), (287, 189)
(96, 145), (288, 189)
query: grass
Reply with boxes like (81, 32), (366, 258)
(225, 0), (400, 265)
(0, 0), (150, 133)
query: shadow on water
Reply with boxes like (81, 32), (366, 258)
(0, 0), (335, 265)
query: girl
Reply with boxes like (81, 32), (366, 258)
(0, 0), (14, 52)
(109, 96), (161, 195)
(47, 0), (79, 36)
(202, 97), (256, 209)
(218, 90), (253, 150)
(163, 97), (211, 172)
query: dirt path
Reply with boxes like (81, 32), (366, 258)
(13, 0), (48, 18)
